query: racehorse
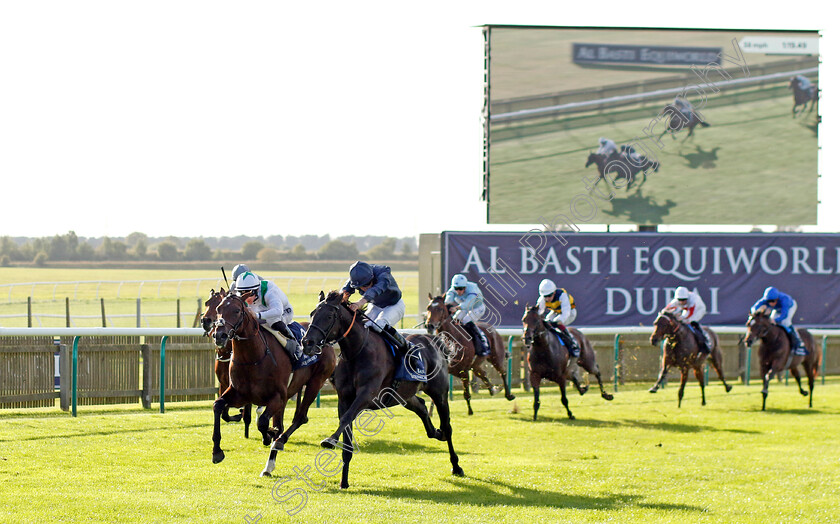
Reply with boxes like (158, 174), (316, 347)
(649, 310), (732, 407)
(201, 288), (252, 437)
(744, 310), (821, 411)
(302, 291), (463, 489)
(211, 292), (336, 477)
(789, 76), (818, 118)
(425, 294), (515, 415)
(521, 305), (577, 421)
(659, 103), (710, 140)
(585, 151), (658, 192)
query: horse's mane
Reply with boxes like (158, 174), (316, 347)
(325, 290), (342, 301)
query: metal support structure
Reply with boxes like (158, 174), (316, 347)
(613, 334), (620, 392)
(822, 336), (828, 385)
(745, 345), (752, 386)
(506, 337), (513, 393)
(72, 336), (80, 417)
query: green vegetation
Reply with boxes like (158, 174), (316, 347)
(1, 381), (838, 522)
(0, 268), (421, 329)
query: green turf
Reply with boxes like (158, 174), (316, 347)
(1, 380), (838, 523)
(0, 269), (421, 329)
(488, 94), (818, 225)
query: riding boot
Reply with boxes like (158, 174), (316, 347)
(551, 322), (580, 358)
(786, 326), (807, 356)
(382, 325), (426, 382)
(691, 322), (711, 354)
(464, 321), (491, 357)
(272, 321), (302, 363)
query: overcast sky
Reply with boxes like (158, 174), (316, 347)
(1, 1), (836, 239)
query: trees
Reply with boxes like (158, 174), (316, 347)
(241, 241), (264, 260)
(317, 239), (359, 260)
(156, 241), (180, 261)
(184, 239), (212, 261)
(364, 237), (396, 260)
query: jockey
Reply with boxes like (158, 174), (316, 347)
(619, 144), (643, 165)
(234, 271), (304, 363)
(792, 74), (813, 91)
(443, 274), (491, 357)
(229, 263), (255, 293)
(596, 137), (618, 157)
(536, 279), (580, 358)
(673, 96), (694, 120)
(750, 286), (806, 356)
(342, 261), (423, 378)
(664, 286), (711, 353)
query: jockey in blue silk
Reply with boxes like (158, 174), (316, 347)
(673, 96), (694, 120)
(234, 271), (304, 363)
(444, 274), (491, 357)
(342, 261), (423, 379)
(793, 74), (813, 91)
(664, 286), (712, 353)
(536, 279), (580, 358)
(750, 286), (807, 356)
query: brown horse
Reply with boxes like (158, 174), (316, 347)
(649, 310), (732, 407)
(201, 288), (252, 437)
(211, 292), (336, 477)
(521, 306), (577, 420)
(789, 76), (818, 118)
(744, 311), (821, 411)
(302, 291), (462, 489)
(425, 294), (514, 415)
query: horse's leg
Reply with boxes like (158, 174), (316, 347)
(258, 393), (287, 447)
(277, 370), (312, 446)
(321, 386), (377, 449)
(489, 350), (515, 401)
(762, 366), (778, 411)
(694, 366), (706, 406)
(559, 377), (575, 420)
(217, 363), (241, 423)
(459, 371), (474, 416)
(428, 388), (464, 476)
(403, 394), (442, 440)
(243, 403), (251, 439)
(471, 357), (496, 396)
(789, 366), (808, 397)
(677, 368), (689, 408)
(807, 360), (816, 408)
(278, 383), (320, 448)
(582, 358), (613, 401)
(649, 359), (670, 393)
(259, 392), (290, 477)
(530, 371), (541, 421)
(212, 387), (246, 464)
(710, 349), (732, 393)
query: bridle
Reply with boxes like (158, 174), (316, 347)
(522, 309), (546, 348)
(215, 293), (276, 366)
(306, 299), (363, 356)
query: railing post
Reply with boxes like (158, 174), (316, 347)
(745, 344), (752, 386)
(27, 296), (32, 327)
(822, 336), (828, 386)
(613, 334), (620, 392)
(507, 336), (513, 392)
(160, 335), (168, 413)
(316, 391), (320, 408)
(136, 298), (141, 328)
(449, 374), (453, 401)
(72, 336), (80, 417)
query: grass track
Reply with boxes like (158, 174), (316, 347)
(489, 95), (818, 225)
(1, 380), (838, 523)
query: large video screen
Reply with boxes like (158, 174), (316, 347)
(484, 26), (819, 226)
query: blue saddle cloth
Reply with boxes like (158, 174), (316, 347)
(552, 331), (580, 358)
(385, 339), (427, 382)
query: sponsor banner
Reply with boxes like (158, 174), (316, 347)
(442, 232), (840, 328)
(573, 43), (722, 66)
(739, 36), (819, 55)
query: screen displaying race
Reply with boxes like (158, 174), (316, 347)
(484, 26), (820, 226)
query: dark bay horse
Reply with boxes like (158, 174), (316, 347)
(521, 306), (576, 421)
(649, 310), (732, 407)
(585, 152), (657, 192)
(425, 294), (514, 415)
(211, 292), (336, 477)
(745, 311), (821, 411)
(789, 76), (818, 118)
(302, 291), (462, 489)
(201, 288), (252, 437)
(659, 103), (710, 140)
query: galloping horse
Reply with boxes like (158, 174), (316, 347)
(649, 310), (732, 407)
(744, 310), (820, 411)
(201, 288), (252, 437)
(789, 76), (818, 118)
(211, 292), (336, 477)
(659, 103), (710, 140)
(585, 152), (657, 192)
(521, 306), (577, 421)
(302, 291), (462, 489)
(425, 294), (514, 415)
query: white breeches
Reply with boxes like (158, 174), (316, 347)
(453, 304), (486, 325)
(366, 299), (406, 329)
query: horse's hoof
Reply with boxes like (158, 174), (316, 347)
(212, 450), (225, 464)
(602, 393), (614, 401)
(433, 429), (445, 441)
(506, 394), (516, 401)
(800, 389), (809, 397)
(340, 481), (349, 490)
(725, 385), (733, 393)
(228, 414), (243, 423)
(648, 388), (658, 393)
(467, 409), (474, 416)
(578, 387), (589, 396)
(321, 438), (336, 449)
(452, 466), (465, 477)
(568, 414), (576, 420)
(702, 401), (706, 406)
(260, 470), (272, 477)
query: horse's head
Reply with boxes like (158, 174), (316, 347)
(302, 290), (355, 356)
(213, 293), (255, 348)
(789, 76), (799, 90)
(201, 287), (226, 336)
(745, 309), (773, 347)
(651, 310), (679, 346)
(521, 304), (544, 348)
(585, 152), (599, 167)
(425, 293), (452, 334)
